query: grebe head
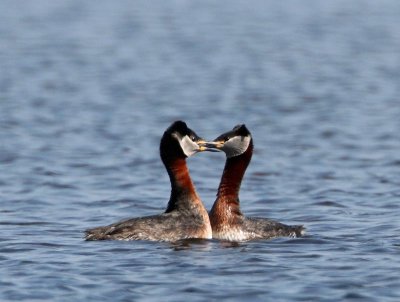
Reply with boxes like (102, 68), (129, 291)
(205, 124), (252, 158)
(161, 121), (210, 159)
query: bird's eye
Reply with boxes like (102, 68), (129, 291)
(191, 135), (196, 141)
(224, 136), (230, 142)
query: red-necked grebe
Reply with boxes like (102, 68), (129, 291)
(85, 121), (213, 241)
(206, 124), (305, 242)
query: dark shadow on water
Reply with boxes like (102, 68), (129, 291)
(166, 231), (330, 250)
(169, 238), (213, 251)
(169, 238), (259, 251)
(218, 240), (244, 249)
(170, 236), (318, 251)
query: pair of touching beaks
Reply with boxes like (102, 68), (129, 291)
(197, 140), (224, 153)
(194, 124), (250, 154)
(194, 131), (231, 153)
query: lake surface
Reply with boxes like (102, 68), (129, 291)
(1, 1), (400, 301)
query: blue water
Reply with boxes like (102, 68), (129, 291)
(1, 1), (400, 301)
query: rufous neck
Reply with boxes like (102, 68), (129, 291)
(166, 157), (196, 194)
(164, 157), (199, 212)
(217, 143), (253, 201)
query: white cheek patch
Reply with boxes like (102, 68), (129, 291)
(222, 136), (251, 158)
(179, 135), (199, 157)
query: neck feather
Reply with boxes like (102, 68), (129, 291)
(163, 156), (199, 212)
(217, 141), (253, 202)
(209, 142), (253, 229)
